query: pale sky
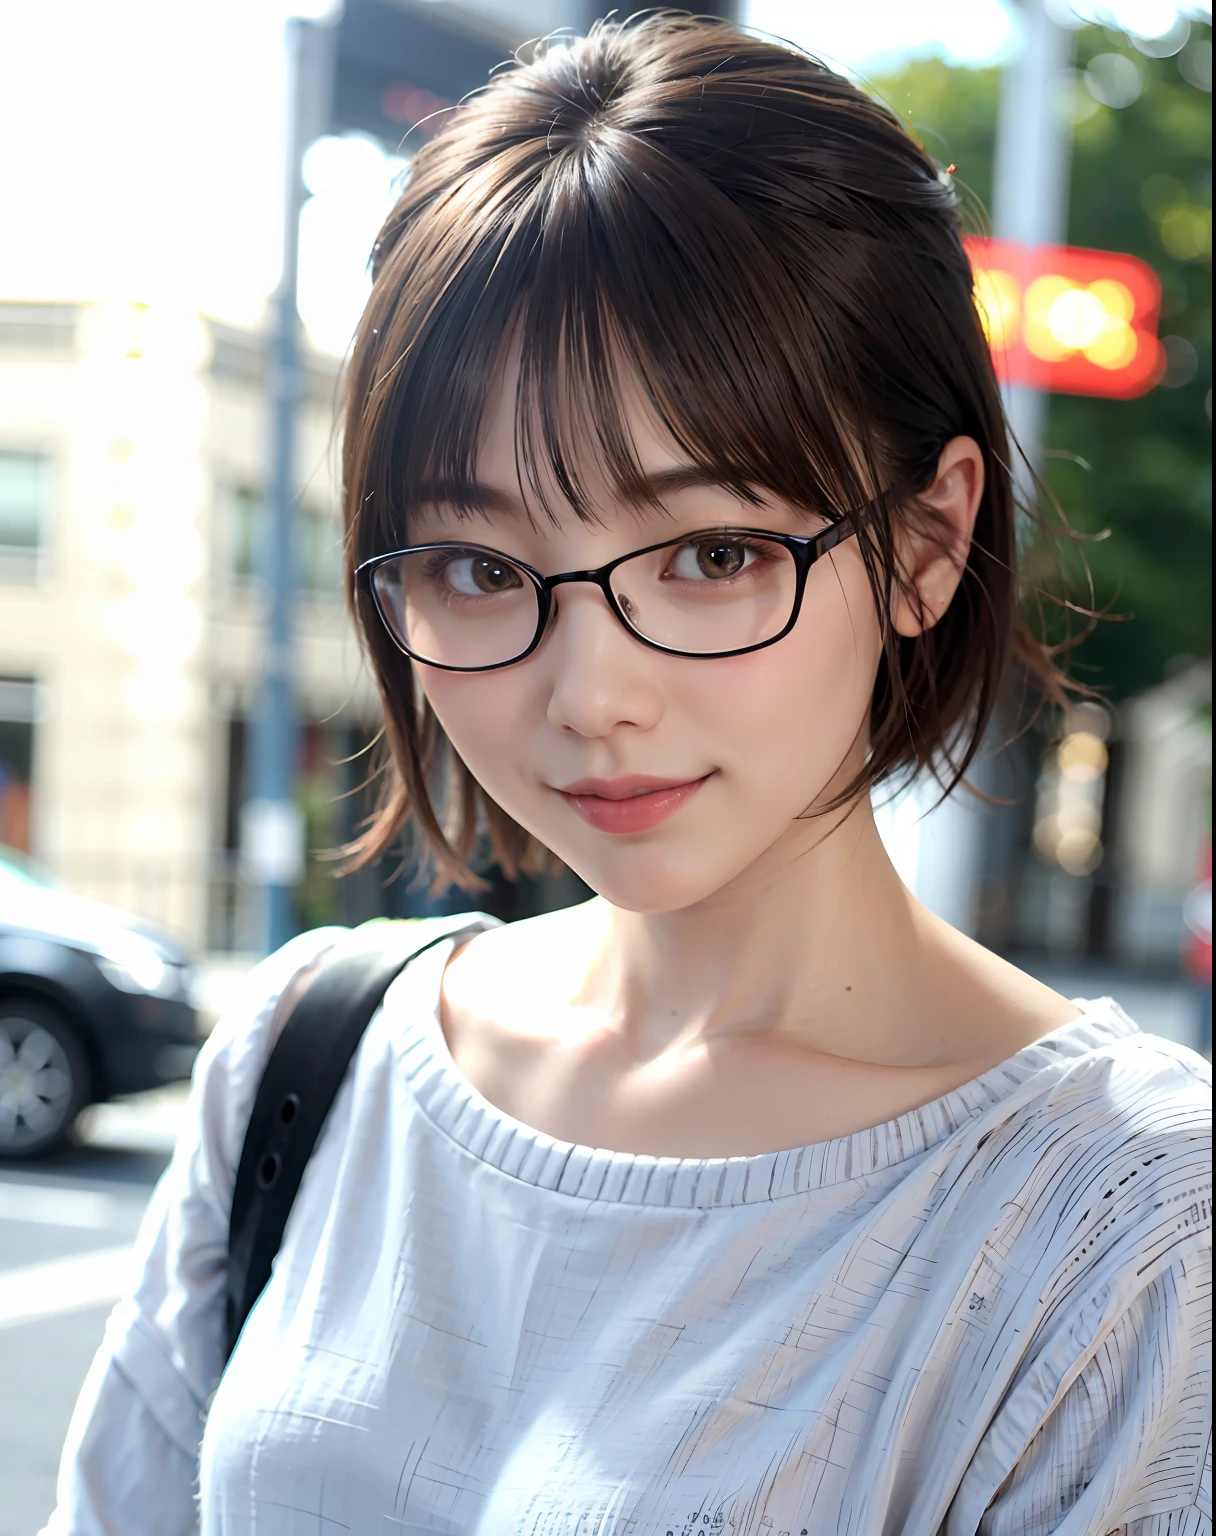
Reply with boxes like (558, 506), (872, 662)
(0, 0), (1208, 355)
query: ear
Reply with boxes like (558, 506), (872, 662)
(889, 435), (985, 639)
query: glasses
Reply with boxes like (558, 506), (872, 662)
(355, 522), (857, 672)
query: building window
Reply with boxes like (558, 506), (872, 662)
(225, 482), (342, 597)
(0, 677), (39, 854)
(298, 499), (344, 597)
(0, 449), (49, 584)
(228, 483), (262, 585)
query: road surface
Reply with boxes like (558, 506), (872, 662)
(0, 1094), (181, 1536)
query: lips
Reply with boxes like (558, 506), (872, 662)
(555, 774), (712, 834)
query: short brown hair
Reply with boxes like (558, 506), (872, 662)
(342, 12), (1064, 891)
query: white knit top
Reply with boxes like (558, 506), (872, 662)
(46, 919), (1212, 1536)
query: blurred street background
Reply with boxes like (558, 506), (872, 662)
(0, 0), (1210, 1530)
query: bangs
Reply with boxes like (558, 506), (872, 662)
(356, 94), (900, 554)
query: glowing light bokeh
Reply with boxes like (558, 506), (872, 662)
(974, 268), (1023, 350)
(965, 237), (1164, 397)
(1023, 274), (1140, 368)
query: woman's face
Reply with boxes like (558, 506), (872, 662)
(410, 369), (886, 915)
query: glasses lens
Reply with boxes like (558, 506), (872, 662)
(371, 547), (540, 668)
(608, 534), (799, 655)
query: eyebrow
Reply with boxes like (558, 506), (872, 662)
(408, 466), (750, 519)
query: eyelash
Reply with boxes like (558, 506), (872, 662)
(419, 549), (471, 580)
(664, 535), (780, 569)
(416, 532), (788, 583)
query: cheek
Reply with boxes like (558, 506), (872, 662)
(417, 668), (533, 791)
(689, 556), (882, 765)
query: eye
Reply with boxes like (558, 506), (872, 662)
(435, 552), (525, 596)
(664, 538), (760, 582)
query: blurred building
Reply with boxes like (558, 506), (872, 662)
(0, 298), (383, 951)
(965, 667), (1212, 973)
(1111, 663), (1212, 965)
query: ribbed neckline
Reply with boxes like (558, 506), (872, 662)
(386, 934), (1143, 1209)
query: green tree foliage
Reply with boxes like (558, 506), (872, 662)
(870, 25), (1211, 701)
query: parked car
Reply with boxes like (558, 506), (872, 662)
(0, 847), (200, 1157)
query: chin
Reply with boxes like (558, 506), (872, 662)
(555, 839), (746, 915)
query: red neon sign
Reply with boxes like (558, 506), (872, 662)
(963, 237), (1165, 400)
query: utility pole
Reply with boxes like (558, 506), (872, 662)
(240, 17), (333, 955)
(992, 0), (1075, 484)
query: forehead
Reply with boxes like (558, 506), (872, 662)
(394, 297), (848, 549)
(402, 336), (832, 548)
(474, 339), (693, 523)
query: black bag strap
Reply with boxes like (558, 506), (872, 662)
(224, 919), (492, 1362)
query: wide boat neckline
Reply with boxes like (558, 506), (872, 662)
(385, 934), (1142, 1209)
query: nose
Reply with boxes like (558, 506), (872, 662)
(541, 582), (664, 739)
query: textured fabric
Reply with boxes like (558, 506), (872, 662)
(45, 919), (1212, 1536)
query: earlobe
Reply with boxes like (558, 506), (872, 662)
(889, 436), (985, 639)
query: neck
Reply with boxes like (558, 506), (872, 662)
(576, 793), (941, 1068)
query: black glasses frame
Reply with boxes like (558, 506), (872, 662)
(354, 521), (858, 672)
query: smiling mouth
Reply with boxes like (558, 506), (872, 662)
(555, 774), (713, 833)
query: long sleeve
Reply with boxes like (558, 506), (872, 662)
(951, 1231), (1212, 1536)
(40, 928), (346, 1536)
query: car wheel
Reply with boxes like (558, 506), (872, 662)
(0, 1000), (91, 1159)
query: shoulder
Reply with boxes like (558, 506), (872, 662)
(1068, 1014), (1210, 1246)
(199, 925), (351, 1082)
(1033, 1005), (1210, 1146)
(970, 1008), (1210, 1309)
(184, 927), (351, 1196)
(187, 917), (492, 1206)
(1012, 1006), (1209, 1189)
(204, 915), (491, 1069)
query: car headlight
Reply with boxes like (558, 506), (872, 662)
(96, 931), (180, 998)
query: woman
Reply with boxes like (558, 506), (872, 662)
(49, 15), (1210, 1535)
